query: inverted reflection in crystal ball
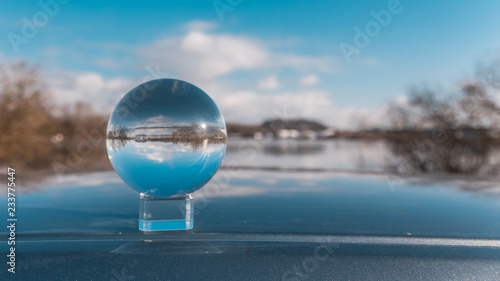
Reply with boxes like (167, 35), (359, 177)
(106, 79), (227, 198)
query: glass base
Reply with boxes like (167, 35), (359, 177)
(139, 194), (194, 231)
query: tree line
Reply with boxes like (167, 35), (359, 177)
(0, 63), (108, 172)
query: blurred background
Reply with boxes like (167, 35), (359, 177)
(1, 0), (500, 181)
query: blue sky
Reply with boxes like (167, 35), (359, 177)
(1, 0), (500, 128)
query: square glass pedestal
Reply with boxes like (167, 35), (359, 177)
(139, 194), (194, 231)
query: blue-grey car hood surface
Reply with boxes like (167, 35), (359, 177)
(2, 168), (500, 280)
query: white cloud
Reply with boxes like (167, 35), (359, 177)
(138, 30), (269, 81)
(39, 22), (389, 129)
(42, 66), (388, 129)
(201, 81), (387, 129)
(130, 141), (225, 163)
(257, 75), (280, 90)
(43, 70), (387, 129)
(299, 74), (319, 86)
(46, 70), (134, 113)
(137, 23), (334, 81)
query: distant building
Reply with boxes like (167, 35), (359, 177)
(260, 119), (328, 139)
(135, 134), (147, 142)
(226, 119), (331, 139)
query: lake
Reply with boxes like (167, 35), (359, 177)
(224, 138), (500, 177)
(224, 138), (392, 172)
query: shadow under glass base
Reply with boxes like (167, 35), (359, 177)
(139, 193), (194, 232)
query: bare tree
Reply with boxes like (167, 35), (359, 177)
(0, 62), (109, 172)
(0, 63), (58, 168)
(387, 60), (500, 175)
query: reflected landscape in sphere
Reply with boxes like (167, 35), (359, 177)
(106, 79), (227, 198)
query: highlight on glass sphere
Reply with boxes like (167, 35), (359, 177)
(106, 79), (227, 198)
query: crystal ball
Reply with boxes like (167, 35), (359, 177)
(106, 79), (227, 198)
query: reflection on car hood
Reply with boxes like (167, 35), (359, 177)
(2, 169), (500, 239)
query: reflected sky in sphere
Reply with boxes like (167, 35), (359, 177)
(106, 79), (227, 198)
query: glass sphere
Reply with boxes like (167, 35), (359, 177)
(106, 79), (227, 198)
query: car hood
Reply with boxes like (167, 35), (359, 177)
(3, 169), (500, 280)
(3, 168), (500, 239)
